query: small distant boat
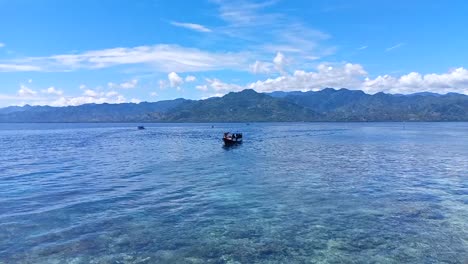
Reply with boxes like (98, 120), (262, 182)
(223, 132), (242, 145)
(137, 126), (145, 130)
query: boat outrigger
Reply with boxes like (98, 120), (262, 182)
(223, 132), (242, 145)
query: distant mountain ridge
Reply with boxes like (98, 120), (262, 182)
(163, 89), (320, 122)
(0, 99), (188, 123)
(272, 88), (467, 121)
(1, 88), (467, 122)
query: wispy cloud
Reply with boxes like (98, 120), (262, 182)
(0, 42), (5, 48)
(385, 42), (405, 52)
(0, 1), (335, 75)
(18, 85), (37, 97)
(108, 79), (138, 89)
(185, 75), (196, 82)
(170, 21), (212, 32)
(0, 63), (42, 72)
(0, 44), (250, 73)
(358, 45), (368, 50)
(212, 0), (335, 63)
(214, 0), (279, 27)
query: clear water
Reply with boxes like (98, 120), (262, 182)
(0, 123), (467, 264)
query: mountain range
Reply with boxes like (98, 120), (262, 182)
(0, 88), (467, 122)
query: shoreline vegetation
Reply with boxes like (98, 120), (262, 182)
(1, 88), (467, 122)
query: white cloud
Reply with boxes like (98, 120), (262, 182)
(199, 63), (365, 94)
(170, 21), (212, 32)
(358, 45), (368, 50)
(83, 89), (99, 97)
(0, 43), (5, 48)
(42, 86), (63, 96)
(168, 72), (184, 87)
(150, 92), (158, 97)
(0, 44), (249, 73)
(121, 79), (138, 89)
(250, 53), (291, 75)
(249, 60), (273, 74)
(196, 85), (208, 91)
(18, 85), (37, 97)
(247, 63), (367, 92)
(196, 63), (468, 95)
(386, 43), (405, 52)
(130, 98), (141, 104)
(159, 80), (168, 89)
(108, 79), (138, 89)
(47, 88), (128, 107)
(273, 52), (288, 75)
(0, 85), (47, 106)
(185, 75), (196, 82)
(28, 79), (33, 83)
(0, 94), (20, 101)
(206, 78), (243, 92)
(2, 65), (467, 107)
(192, 78), (239, 96)
(1, 85), (134, 107)
(0, 64), (41, 72)
(201, 93), (225, 99)
(49, 94), (127, 107)
(363, 67), (468, 94)
(305, 56), (320, 60)
(106, 91), (119, 97)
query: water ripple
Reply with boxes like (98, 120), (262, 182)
(0, 122), (467, 263)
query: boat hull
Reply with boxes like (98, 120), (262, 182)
(223, 138), (242, 145)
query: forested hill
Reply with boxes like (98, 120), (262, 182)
(1, 89), (467, 122)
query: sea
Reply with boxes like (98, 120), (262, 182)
(0, 122), (467, 263)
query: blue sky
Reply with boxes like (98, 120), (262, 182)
(1, 0), (468, 106)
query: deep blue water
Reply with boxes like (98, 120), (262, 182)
(0, 123), (467, 263)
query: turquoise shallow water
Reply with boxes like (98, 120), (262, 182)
(0, 123), (467, 263)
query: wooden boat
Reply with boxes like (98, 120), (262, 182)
(137, 126), (145, 130)
(223, 132), (242, 145)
